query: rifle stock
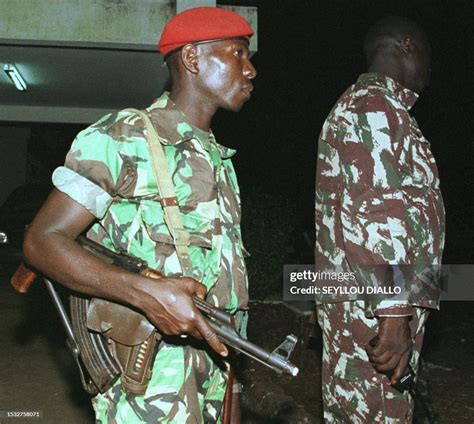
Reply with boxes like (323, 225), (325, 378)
(11, 262), (37, 293)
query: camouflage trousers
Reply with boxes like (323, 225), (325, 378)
(317, 301), (428, 423)
(92, 339), (228, 423)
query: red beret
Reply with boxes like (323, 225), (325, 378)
(158, 7), (254, 56)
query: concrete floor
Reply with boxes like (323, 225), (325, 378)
(2, 265), (473, 424)
(0, 267), (94, 423)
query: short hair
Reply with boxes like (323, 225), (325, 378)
(164, 50), (181, 85)
(363, 16), (427, 65)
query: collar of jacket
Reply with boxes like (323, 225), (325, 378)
(146, 92), (236, 159)
(357, 73), (419, 110)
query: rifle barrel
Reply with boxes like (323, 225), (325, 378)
(207, 320), (299, 376)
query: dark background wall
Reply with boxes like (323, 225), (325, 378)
(6, 0), (473, 297)
(0, 127), (29, 204)
(213, 0), (474, 295)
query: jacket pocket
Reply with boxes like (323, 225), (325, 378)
(140, 200), (213, 249)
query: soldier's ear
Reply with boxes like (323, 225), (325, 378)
(181, 44), (199, 74)
(399, 35), (414, 55)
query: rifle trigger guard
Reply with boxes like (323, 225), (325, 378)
(272, 334), (298, 360)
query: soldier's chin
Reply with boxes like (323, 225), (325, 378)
(224, 101), (244, 113)
(415, 78), (430, 94)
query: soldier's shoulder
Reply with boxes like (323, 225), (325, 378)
(85, 109), (147, 143)
(347, 84), (399, 115)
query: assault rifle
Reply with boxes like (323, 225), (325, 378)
(12, 236), (299, 395)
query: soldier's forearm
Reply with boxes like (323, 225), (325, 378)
(23, 224), (145, 308)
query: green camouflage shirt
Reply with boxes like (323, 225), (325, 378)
(53, 93), (249, 314)
(315, 73), (445, 316)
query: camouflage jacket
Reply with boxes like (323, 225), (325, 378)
(315, 73), (445, 316)
(53, 93), (249, 314)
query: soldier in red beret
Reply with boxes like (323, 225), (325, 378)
(24, 6), (256, 424)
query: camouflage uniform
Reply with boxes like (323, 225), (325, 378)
(53, 93), (249, 423)
(315, 73), (445, 422)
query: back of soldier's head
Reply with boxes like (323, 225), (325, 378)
(364, 16), (428, 66)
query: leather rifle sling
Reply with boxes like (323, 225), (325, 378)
(123, 109), (192, 276)
(124, 109), (234, 421)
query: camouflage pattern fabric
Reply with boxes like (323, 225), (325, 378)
(315, 73), (445, 422)
(317, 302), (428, 423)
(92, 340), (228, 423)
(53, 92), (249, 423)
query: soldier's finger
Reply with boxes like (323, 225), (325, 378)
(184, 278), (207, 299)
(187, 328), (200, 339)
(368, 349), (392, 365)
(365, 340), (381, 357)
(391, 353), (410, 384)
(195, 314), (228, 357)
(376, 354), (401, 373)
(369, 342), (390, 357)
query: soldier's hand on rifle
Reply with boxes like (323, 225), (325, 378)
(24, 189), (228, 357)
(365, 316), (412, 385)
(132, 275), (229, 357)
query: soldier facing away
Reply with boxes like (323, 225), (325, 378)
(315, 16), (445, 422)
(23, 7), (256, 424)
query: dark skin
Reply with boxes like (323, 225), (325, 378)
(367, 32), (431, 95)
(169, 38), (256, 129)
(23, 38), (256, 422)
(364, 30), (431, 385)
